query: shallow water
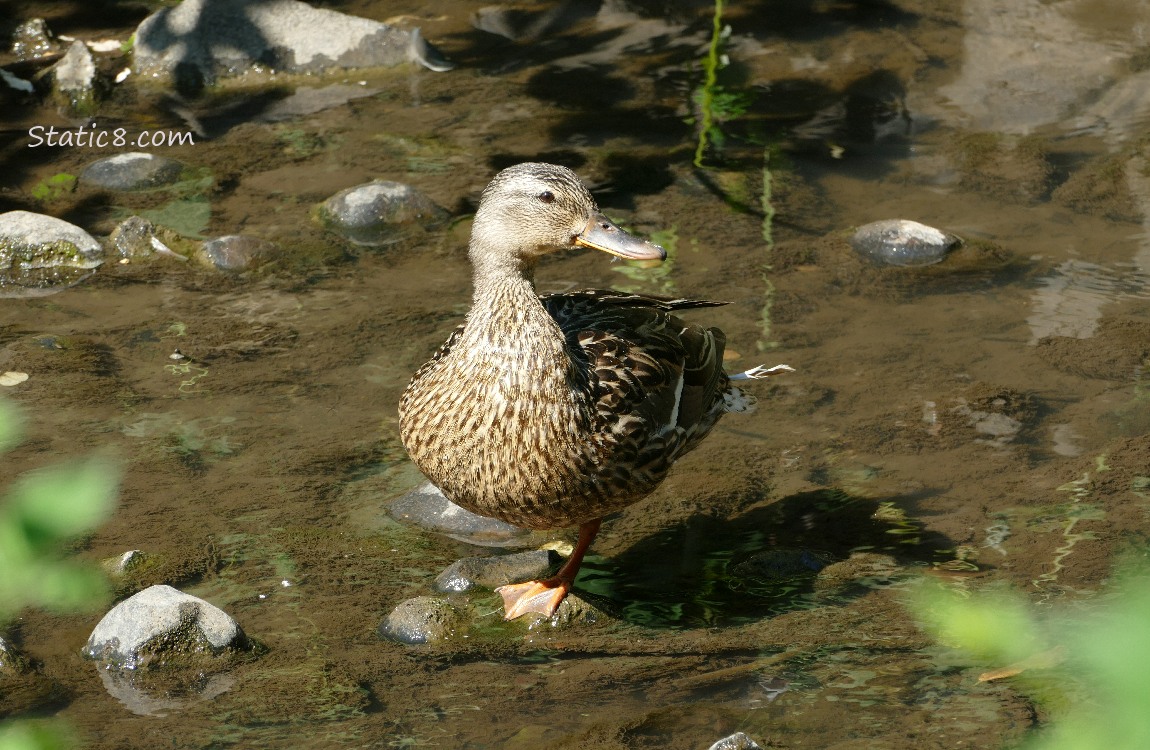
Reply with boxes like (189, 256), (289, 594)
(2, 0), (1150, 747)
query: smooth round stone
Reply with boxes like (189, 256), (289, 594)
(378, 596), (463, 644)
(0, 210), (102, 296)
(434, 549), (560, 593)
(82, 584), (250, 669)
(199, 235), (277, 271)
(80, 153), (185, 191)
(850, 219), (960, 267)
(318, 180), (449, 246)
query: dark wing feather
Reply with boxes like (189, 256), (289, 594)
(542, 289), (730, 464)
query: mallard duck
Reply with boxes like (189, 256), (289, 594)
(399, 163), (790, 620)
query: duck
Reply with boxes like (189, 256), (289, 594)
(398, 162), (790, 620)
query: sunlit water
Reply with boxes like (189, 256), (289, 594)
(2, 0), (1149, 747)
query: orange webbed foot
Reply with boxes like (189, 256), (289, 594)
(495, 578), (571, 620)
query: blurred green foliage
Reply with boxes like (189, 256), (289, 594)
(909, 555), (1150, 749)
(0, 399), (118, 750)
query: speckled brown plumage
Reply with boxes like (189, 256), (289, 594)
(398, 163), (760, 532)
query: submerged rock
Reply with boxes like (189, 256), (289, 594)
(389, 481), (540, 548)
(83, 584), (252, 669)
(51, 40), (97, 115)
(379, 596), (463, 645)
(708, 732), (764, 750)
(11, 18), (63, 61)
(0, 210), (103, 297)
(198, 235), (278, 271)
(0, 635), (29, 675)
(108, 216), (160, 259)
(434, 549), (561, 593)
(317, 180), (449, 247)
(134, 0), (453, 90)
(850, 219), (960, 267)
(80, 153), (185, 191)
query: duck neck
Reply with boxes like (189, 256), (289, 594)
(465, 248), (564, 359)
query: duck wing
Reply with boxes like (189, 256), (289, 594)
(541, 289), (731, 456)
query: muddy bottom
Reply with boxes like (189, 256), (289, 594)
(3, 0), (1150, 747)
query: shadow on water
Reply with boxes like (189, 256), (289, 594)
(573, 489), (954, 629)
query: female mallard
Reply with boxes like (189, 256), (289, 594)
(399, 163), (789, 620)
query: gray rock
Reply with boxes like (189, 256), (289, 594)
(0, 210), (103, 297)
(102, 550), (149, 577)
(97, 668), (234, 717)
(379, 596), (463, 644)
(389, 482), (538, 548)
(198, 235), (277, 271)
(80, 153), (185, 191)
(434, 549), (561, 593)
(850, 219), (961, 267)
(134, 0), (453, 89)
(317, 180), (449, 247)
(82, 584), (250, 669)
(52, 40), (97, 115)
(108, 216), (159, 259)
(708, 732), (764, 750)
(11, 18), (63, 61)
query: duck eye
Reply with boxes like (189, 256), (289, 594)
(538, 190), (555, 204)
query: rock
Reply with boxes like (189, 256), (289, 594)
(389, 481), (541, 548)
(198, 235), (278, 271)
(813, 552), (902, 593)
(80, 153), (185, 191)
(850, 219), (960, 267)
(102, 550), (148, 577)
(52, 40), (97, 115)
(731, 548), (835, 581)
(0, 210), (103, 297)
(108, 216), (159, 259)
(82, 584), (251, 669)
(0, 635), (29, 675)
(11, 18), (63, 61)
(378, 596), (463, 644)
(317, 180), (449, 247)
(434, 549), (561, 593)
(708, 732), (764, 750)
(134, 0), (453, 90)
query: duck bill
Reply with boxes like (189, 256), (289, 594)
(574, 212), (666, 261)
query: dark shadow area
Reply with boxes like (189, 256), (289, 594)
(574, 488), (954, 629)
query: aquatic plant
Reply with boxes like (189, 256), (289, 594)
(0, 400), (118, 750)
(908, 554), (1150, 749)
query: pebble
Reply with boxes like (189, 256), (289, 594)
(80, 153), (185, 191)
(11, 18), (62, 61)
(434, 549), (560, 593)
(850, 219), (960, 267)
(318, 180), (449, 247)
(708, 732), (764, 750)
(0, 210), (102, 296)
(108, 216), (159, 259)
(199, 235), (278, 271)
(0, 634), (29, 675)
(378, 596), (463, 644)
(51, 40), (97, 115)
(82, 584), (251, 669)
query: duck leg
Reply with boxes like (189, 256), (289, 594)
(496, 518), (602, 620)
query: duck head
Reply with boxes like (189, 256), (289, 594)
(469, 163), (666, 272)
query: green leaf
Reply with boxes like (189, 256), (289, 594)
(8, 460), (118, 540)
